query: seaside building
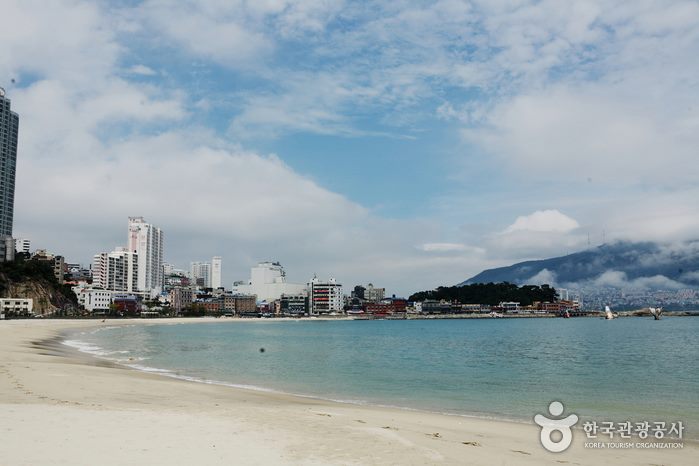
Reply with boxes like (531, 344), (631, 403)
(211, 256), (222, 289)
(128, 216), (164, 297)
(0, 298), (33, 318)
(65, 262), (91, 282)
(498, 301), (520, 312)
(92, 247), (138, 293)
(419, 300), (455, 314)
(280, 293), (307, 316)
(190, 261), (211, 288)
(14, 238), (30, 255)
(74, 288), (113, 314)
(308, 277), (343, 315)
(32, 249), (66, 284)
(364, 284), (385, 303)
(233, 262), (306, 302)
(0, 88), (19, 262)
(164, 273), (190, 290)
(232, 294), (257, 315)
(112, 294), (140, 316)
(169, 287), (194, 314)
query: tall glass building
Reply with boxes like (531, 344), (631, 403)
(0, 88), (19, 261)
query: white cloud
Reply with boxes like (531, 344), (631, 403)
(504, 210), (579, 234)
(0, 0), (118, 86)
(524, 269), (558, 286)
(463, 86), (699, 185)
(127, 64), (157, 76)
(419, 243), (485, 254)
(583, 270), (687, 291)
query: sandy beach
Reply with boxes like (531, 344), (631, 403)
(0, 319), (695, 465)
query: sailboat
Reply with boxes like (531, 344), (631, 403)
(649, 307), (663, 320)
(604, 305), (617, 320)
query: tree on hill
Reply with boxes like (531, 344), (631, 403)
(409, 282), (557, 305)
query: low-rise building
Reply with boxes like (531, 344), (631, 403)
(280, 293), (307, 316)
(364, 284), (385, 303)
(169, 287), (194, 314)
(232, 294), (257, 315)
(0, 298), (33, 318)
(76, 288), (113, 313)
(308, 277), (343, 315)
(14, 238), (30, 255)
(32, 249), (65, 284)
(112, 294), (140, 316)
(499, 301), (520, 312)
(419, 300), (454, 314)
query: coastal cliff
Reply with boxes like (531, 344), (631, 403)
(0, 259), (77, 315)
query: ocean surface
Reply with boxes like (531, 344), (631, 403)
(65, 317), (699, 436)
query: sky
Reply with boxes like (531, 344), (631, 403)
(1, 0), (698, 296)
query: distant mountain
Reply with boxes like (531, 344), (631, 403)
(461, 240), (699, 289)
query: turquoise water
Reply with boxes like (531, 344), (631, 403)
(66, 318), (699, 436)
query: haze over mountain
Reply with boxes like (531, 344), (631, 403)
(461, 240), (699, 290)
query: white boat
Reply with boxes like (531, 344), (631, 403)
(604, 306), (618, 320)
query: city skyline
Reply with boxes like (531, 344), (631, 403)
(1, 1), (698, 296)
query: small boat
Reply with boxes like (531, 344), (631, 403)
(649, 307), (663, 320)
(604, 306), (618, 320)
(489, 311), (503, 318)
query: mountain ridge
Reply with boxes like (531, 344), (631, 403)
(461, 240), (699, 289)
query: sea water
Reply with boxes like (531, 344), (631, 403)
(65, 317), (699, 436)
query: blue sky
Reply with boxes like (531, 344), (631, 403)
(2, 0), (699, 295)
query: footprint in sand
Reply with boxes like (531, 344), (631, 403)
(462, 441), (481, 447)
(510, 449), (531, 455)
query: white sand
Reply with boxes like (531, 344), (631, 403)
(0, 318), (695, 465)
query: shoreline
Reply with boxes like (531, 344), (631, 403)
(1, 318), (696, 465)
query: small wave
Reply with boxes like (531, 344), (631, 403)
(63, 339), (139, 360)
(126, 364), (174, 374)
(62, 339), (104, 355)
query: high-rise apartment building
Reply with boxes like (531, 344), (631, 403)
(92, 247), (138, 293)
(0, 88), (19, 262)
(190, 261), (211, 288)
(211, 256), (222, 289)
(127, 217), (164, 296)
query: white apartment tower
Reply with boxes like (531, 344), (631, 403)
(127, 217), (164, 296)
(190, 261), (211, 288)
(211, 256), (222, 289)
(92, 247), (138, 293)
